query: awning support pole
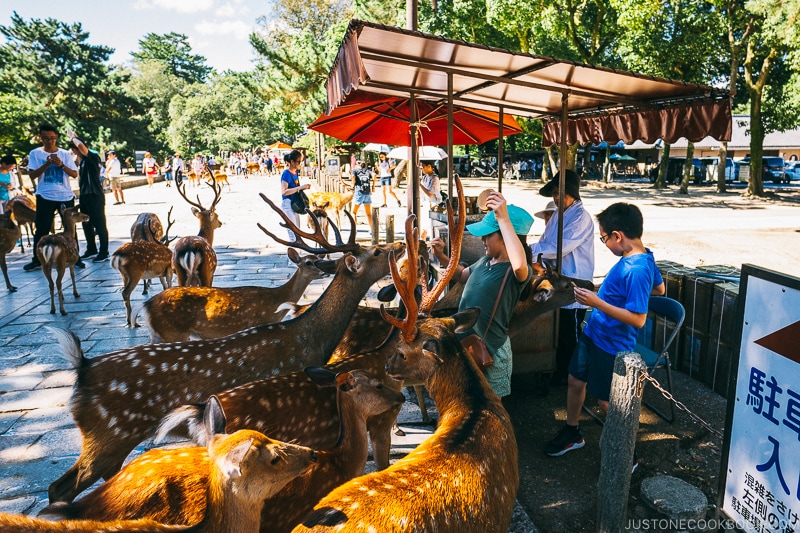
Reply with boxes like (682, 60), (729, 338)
(497, 107), (504, 192)
(556, 94), (569, 275)
(447, 73), (454, 209)
(410, 92), (420, 225)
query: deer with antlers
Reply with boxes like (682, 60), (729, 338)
(36, 206), (90, 315)
(2, 396), (317, 533)
(46, 200), (405, 504)
(294, 216), (518, 533)
(0, 213), (21, 292)
(111, 208), (176, 327)
(172, 176), (223, 287)
(138, 247), (327, 342)
(46, 368), (402, 533)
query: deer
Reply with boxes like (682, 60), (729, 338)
(111, 208), (176, 327)
(172, 176), (223, 287)
(48, 368), (403, 533)
(7, 188), (36, 251)
(212, 170), (230, 189)
(307, 189), (354, 230)
(46, 201), (405, 504)
(0, 213), (21, 292)
(138, 247), (327, 342)
(2, 396), (317, 533)
(293, 217), (518, 533)
(130, 212), (164, 242)
(36, 205), (90, 315)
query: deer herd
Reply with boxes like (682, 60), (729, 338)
(0, 172), (594, 532)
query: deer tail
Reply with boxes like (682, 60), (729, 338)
(154, 404), (208, 445)
(109, 253), (122, 271)
(45, 326), (87, 369)
(179, 251), (201, 285)
(39, 244), (57, 264)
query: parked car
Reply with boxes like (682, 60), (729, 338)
(783, 160), (800, 182)
(734, 156), (787, 183)
(660, 158), (702, 185)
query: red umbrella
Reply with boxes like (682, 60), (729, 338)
(308, 92), (522, 145)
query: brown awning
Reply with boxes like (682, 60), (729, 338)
(326, 20), (731, 146)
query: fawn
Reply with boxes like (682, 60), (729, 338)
(36, 205), (90, 315)
(0, 212), (21, 292)
(3, 395), (317, 533)
(46, 201), (405, 504)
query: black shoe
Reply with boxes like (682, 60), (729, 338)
(93, 253), (109, 263)
(75, 260), (86, 269)
(80, 250), (98, 259)
(397, 200), (403, 207)
(113, 201), (122, 205)
(544, 424), (585, 457)
(23, 259), (41, 272)
(380, 204), (388, 208)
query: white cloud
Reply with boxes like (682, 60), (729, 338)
(215, 1), (249, 18)
(134, 0), (214, 14)
(195, 19), (252, 41)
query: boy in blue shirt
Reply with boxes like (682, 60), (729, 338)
(545, 202), (665, 457)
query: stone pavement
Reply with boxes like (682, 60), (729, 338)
(0, 174), (537, 531)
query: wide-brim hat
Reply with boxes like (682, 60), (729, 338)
(539, 169), (581, 199)
(466, 205), (534, 237)
(534, 200), (557, 220)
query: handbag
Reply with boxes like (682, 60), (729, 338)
(290, 190), (309, 214)
(460, 266), (512, 371)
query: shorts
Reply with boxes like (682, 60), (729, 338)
(380, 176), (392, 186)
(354, 189), (372, 205)
(568, 334), (616, 402)
(111, 177), (122, 189)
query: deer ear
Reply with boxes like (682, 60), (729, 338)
(335, 371), (356, 392)
(204, 395), (228, 439)
(191, 207), (201, 217)
(377, 285), (398, 302)
(314, 259), (338, 274)
(344, 254), (361, 273)
(221, 438), (254, 480)
(304, 366), (336, 388)
(451, 307), (480, 333)
(422, 345), (444, 364)
(287, 248), (300, 264)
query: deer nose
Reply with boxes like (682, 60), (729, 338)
(310, 450), (318, 462)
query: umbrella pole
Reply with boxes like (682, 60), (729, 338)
(556, 94), (569, 275)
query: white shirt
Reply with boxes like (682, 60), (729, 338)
(106, 158), (121, 178)
(531, 199), (595, 309)
(28, 147), (77, 202)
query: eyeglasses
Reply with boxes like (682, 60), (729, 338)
(599, 232), (613, 244)
(40, 136), (58, 141)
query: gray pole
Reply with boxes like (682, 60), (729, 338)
(597, 351), (647, 533)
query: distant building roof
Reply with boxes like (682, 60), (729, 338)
(628, 115), (800, 150)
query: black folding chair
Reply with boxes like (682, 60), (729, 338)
(637, 296), (685, 423)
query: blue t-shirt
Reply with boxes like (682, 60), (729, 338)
(583, 250), (660, 355)
(281, 169), (299, 199)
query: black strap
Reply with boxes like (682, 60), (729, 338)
(484, 265), (513, 338)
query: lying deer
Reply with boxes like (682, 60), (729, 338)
(0, 213), (21, 292)
(37, 206), (90, 315)
(295, 217), (518, 533)
(172, 176), (222, 287)
(111, 208), (176, 327)
(46, 203), (405, 504)
(2, 396), (317, 533)
(7, 188), (36, 251)
(53, 368), (402, 533)
(139, 247), (327, 342)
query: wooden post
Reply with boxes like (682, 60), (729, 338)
(597, 351), (647, 533)
(385, 214), (395, 243)
(371, 208), (380, 245)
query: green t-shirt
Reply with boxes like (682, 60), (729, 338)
(458, 257), (532, 355)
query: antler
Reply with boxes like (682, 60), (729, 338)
(419, 174), (466, 313)
(257, 193), (360, 255)
(161, 206), (177, 245)
(204, 166), (223, 209)
(380, 215), (419, 342)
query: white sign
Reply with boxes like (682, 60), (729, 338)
(721, 266), (800, 533)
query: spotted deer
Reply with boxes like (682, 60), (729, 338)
(2, 396), (317, 533)
(36, 206), (90, 315)
(294, 219), (518, 533)
(46, 201), (405, 504)
(0, 213), (21, 292)
(139, 247), (327, 342)
(212, 170), (230, 189)
(172, 176), (222, 287)
(111, 208), (176, 327)
(130, 212), (164, 242)
(7, 188), (36, 251)
(50, 368), (402, 533)
(307, 189), (354, 230)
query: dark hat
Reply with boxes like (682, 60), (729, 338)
(539, 169), (581, 199)
(107, 150), (116, 155)
(420, 160), (436, 167)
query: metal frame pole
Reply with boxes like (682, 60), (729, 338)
(556, 94), (569, 274)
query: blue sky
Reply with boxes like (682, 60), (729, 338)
(2, 0), (271, 72)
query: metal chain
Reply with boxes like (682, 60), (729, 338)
(638, 371), (725, 439)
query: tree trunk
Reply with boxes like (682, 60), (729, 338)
(654, 143), (670, 189)
(716, 141), (728, 193)
(679, 142), (694, 195)
(582, 142), (593, 179)
(566, 143), (579, 170)
(747, 93), (766, 196)
(603, 145), (611, 184)
(546, 145), (558, 181)
(597, 352), (647, 533)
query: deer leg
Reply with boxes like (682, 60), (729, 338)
(412, 385), (432, 424)
(142, 278), (151, 295)
(43, 268), (57, 314)
(69, 265), (80, 298)
(1, 257), (16, 292)
(121, 279), (137, 327)
(48, 445), (131, 504)
(367, 406), (400, 471)
(56, 267), (67, 315)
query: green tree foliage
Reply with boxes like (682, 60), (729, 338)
(0, 12), (155, 160)
(131, 32), (212, 83)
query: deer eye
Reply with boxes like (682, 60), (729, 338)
(270, 455), (282, 465)
(375, 383), (384, 390)
(373, 249), (381, 257)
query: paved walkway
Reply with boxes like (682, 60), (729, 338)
(0, 174), (537, 531)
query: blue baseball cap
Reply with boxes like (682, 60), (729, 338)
(466, 205), (534, 237)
